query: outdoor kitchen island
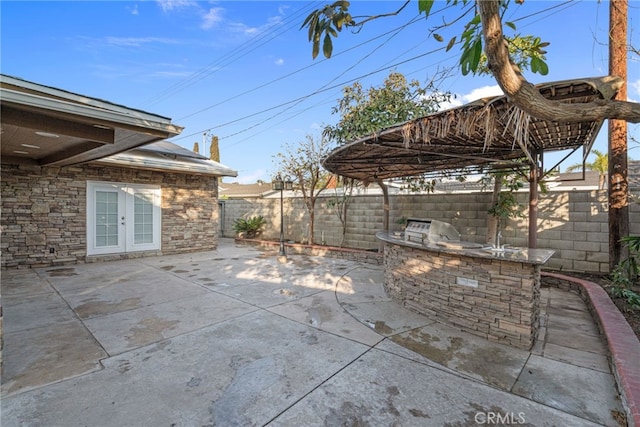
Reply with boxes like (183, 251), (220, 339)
(377, 226), (554, 350)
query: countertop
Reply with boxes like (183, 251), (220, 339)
(376, 232), (555, 265)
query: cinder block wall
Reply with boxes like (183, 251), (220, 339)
(222, 189), (640, 274)
(1, 163), (220, 268)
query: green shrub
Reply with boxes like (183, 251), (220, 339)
(608, 235), (640, 310)
(610, 286), (640, 308)
(232, 216), (266, 238)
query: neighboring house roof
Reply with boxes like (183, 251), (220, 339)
(549, 170), (602, 190)
(1, 74), (183, 166)
(94, 140), (237, 177)
(219, 182), (274, 198)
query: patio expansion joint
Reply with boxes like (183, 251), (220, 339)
(33, 268), (111, 359)
(262, 345), (378, 426)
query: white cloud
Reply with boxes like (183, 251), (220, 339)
(201, 7), (224, 30)
(629, 78), (640, 103)
(149, 70), (194, 78)
(237, 169), (267, 184)
(156, 0), (197, 13)
(128, 4), (139, 15)
(227, 12), (283, 36)
(461, 85), (503, 102)
(274, 58), (284, 66)
(437, 85), (503, 111)
(227, 22), (259, 36)
(104, 36), (179, 48)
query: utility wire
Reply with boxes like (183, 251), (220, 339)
(173, 46), (448, 143)
(215, 12), (424, 141)
(174, 1), (579, 145)
(177, 13), (427, 122)
(143, 1), (323, 107)
(174, 2), (455, 126)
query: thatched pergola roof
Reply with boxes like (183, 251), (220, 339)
(323, 76), (621, 182)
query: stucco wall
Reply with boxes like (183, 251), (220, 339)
(221, 189), (640, 274)
(1, 163), (219, 269)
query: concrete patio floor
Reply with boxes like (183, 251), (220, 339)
(1, 238), (624, 426)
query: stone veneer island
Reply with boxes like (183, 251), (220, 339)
(377, 232), (555, 350)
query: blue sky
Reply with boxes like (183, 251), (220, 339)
(2, 1), (639, 183)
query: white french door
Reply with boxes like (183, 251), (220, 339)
(87, 182), (161, 255)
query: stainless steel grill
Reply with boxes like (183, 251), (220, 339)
(404, 218), (461, 245)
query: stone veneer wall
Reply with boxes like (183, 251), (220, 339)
(382, 242), (541, 350)
(221, 189), (640, 274)
(1, 163), (219, 269)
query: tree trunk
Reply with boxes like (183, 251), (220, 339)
(339, 194), (348, 248)
(377, 180), (390, 253)
(486, 177), (501, 245)
(308, 200), (315, 245)
(478, 0), (640, 123)
(528, 162), (539, 249)
(608, 0), (630, 269)
(332, 178), (355, 248)
(209, 135), (220, 162)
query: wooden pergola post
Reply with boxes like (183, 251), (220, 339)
(528, 151), (541, 249)
(608, 0), (629, 268)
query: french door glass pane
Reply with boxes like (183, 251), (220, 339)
(133, 192), (154, 244)
(95, 191), (118, 247)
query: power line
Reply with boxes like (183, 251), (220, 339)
(173, 1), (579, 146)
(176, 13), (427, 122)
(172, 2), (456, 140)
(143, 1), (323, 107)
(214, 13), (424, 140)
(173, 46), (449, 143)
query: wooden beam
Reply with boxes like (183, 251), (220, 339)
(39, 141), (105, 165)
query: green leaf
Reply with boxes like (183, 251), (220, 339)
(446, 36), (457, 51)
(460, 52), (471, 75)
(323, 33), (333, 58)
(461, 27), (475, 40)
(418, 0), (434, 15)
(333, 15), (343, 31)
(470, 38), (482, 71)
(301, 11), (315, 30)
(307, 15), (318, 41)
(505, 21), (516, 31)
(433, 33), (443, 42)
(312, 39), (320, 59)
(537, 59), (549, 75)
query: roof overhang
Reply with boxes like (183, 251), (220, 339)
(1, 74), (183, 166)
(323, 76), (621, 182)
(93, 141), (238, 177)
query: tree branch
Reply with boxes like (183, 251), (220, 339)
(478, 0), (640, 123)
(353, 1), (411, 27)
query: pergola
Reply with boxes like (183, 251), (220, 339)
(322, 76), (622, 248)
